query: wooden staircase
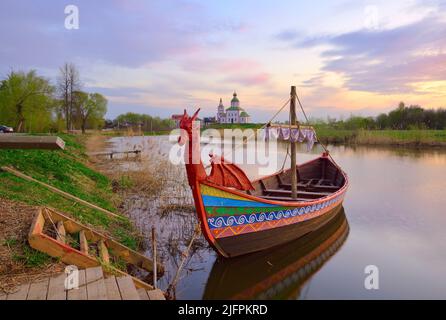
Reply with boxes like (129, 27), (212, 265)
(0, 267), (165, 300)
(28, 207), (163, 291)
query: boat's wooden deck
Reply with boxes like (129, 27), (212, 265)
(249, 157), (344, 202)
(0, 267), (165, 300)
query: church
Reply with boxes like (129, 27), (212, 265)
(216, 92), (251, 124)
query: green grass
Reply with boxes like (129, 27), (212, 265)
(12, 246), (53, 268)
(205, 123), (264, 130)
(0, 133), (139, 250)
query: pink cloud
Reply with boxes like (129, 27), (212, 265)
(217, 59), (262, 72)
(225, 72), (270, 86)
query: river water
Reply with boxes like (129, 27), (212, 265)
(106, 135), (446, 299)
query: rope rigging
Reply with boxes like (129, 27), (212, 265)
(203, 87), (342, 172)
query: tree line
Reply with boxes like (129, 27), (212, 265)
(0, 63), (107, 133)
(316, 102), (446, 130)
(110, 112), (174, 132)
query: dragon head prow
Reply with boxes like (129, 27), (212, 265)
(178, 108), (200, 145)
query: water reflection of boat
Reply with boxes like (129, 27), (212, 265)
(203, 208), (349, 300)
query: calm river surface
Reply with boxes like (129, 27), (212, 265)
(106, 136), (446, 299)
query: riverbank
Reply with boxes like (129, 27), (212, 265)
(205, 124), (446, 147)
(314, 127), (446, 147)
(0, 133), (141, 293)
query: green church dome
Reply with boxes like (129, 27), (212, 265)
(231, 91), (239, 103)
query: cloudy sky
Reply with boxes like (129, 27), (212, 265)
(1, 0), (445, 121)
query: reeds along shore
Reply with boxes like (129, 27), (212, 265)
(315, 128), (446, 147)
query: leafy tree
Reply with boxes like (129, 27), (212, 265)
(113, 112), (174, 131)
(376, 113), (389, 129)
(0, 70), (54, 132)
(73, 91), (107, 133)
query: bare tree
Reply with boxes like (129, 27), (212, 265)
(57, 63), (80, 131)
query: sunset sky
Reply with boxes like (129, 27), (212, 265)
(1, 0), (445, 122)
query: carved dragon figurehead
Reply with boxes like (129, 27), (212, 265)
(178, 108), (254, 191)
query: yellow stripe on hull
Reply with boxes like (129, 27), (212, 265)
(200, 184), (255, 202)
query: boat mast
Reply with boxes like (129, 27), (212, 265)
(290, 86), (298, 199)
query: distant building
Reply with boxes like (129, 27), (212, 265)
(217, 92), (251, 124)
(203, 117), (217, 127)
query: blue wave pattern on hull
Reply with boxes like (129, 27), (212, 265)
(207, 195), (342, 229)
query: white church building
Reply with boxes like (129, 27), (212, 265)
(216, 92), (251, 124)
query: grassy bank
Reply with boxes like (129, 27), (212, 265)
(0, 133), (139, 249)
(202, 123), (446, 147)
(314, 127), (446, 146)
(205, 123), (263, 130)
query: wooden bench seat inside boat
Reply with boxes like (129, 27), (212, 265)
(261, 195), (310, 202)
(263, 189), (332, 197)
(248, 157), (345, 201)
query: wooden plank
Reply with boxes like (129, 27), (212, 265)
(27, 278), (49, 300)
(85, 267), (107, 300)
(0, 135), (65, 150)
(28, 233), (98, 269)
(43, 207), (164, 274)
(137, 288), (149, 300)
(28, 209), (45, 237)
(116, 276), (140, 300)
(281, 183), (340, 191)
(79, 230), (89, 255)
(6, 283), (30, 300)
(147, 289), (166, 300)
(67, 269), (87, 300)
(0, 292), (6, 300)
(98, 240), (110, 263)
(264, 189), (332, 197)
(1, 166), (121, 219)
(56, 221), (66, 243)
(260, 195), (308, 202)
(47, 273), (67, 300)
(104, 276), (121, 300)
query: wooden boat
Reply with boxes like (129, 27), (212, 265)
(179, 87), (349, 257)
(203, 208), (349, 299)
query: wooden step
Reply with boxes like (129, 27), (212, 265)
(56, 221), (66, 243)
(67, 269), (87, 300)
(6, 283), (30, 300)
(137, 288), (150, 300)
(116, 276), (140, 300)
(3, 266), (165, 300)
(104, 276), (122, 300)
(27, 278), (49, 300)
(147, 289), (166, 300)
(47, 273), (67, 300)
(79, 230), (89, 255)
(85, 266), (107, 300)
(98, 240), (110, 263)
(136, 288), (166, 300)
